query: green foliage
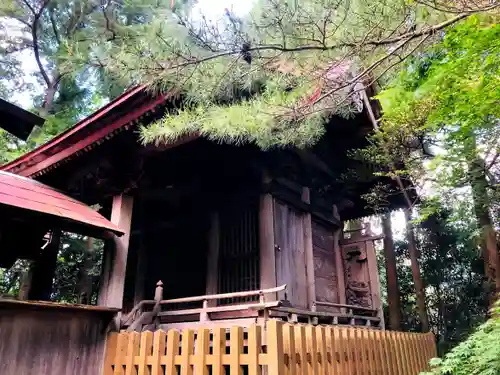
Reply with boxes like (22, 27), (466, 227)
(421, 301), (500, 375)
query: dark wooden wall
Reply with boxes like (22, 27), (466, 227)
(0, 305), (111, 375)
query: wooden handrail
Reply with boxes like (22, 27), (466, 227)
(157, 301), (282, 317)
(122, 284), (287, 327)
(156, 284), (286, 305)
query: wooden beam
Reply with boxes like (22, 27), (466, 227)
(98, 194), (134, 309)
(206, 212), (220, 305)
(302, 187), (316, 309)
(332, 205), (347, 306)
(28, 229), (61, 301)
(259, 174), (277, 301)
(365, 233), (385, 329)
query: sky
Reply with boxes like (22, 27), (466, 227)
(9, 0), (255, 108)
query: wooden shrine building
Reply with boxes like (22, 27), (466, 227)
(1, 86), (409, 333)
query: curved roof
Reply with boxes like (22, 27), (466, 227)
(0, 171), (123, 236)
(1, 86), (169, 177)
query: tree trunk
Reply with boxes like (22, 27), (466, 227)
(469, 155), (500, 304)
(404, 208), (430, 332)
(381, 213), (402, 330)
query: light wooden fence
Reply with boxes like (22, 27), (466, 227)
(104, 321), (437, 375)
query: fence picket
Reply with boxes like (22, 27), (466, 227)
(316, 326), (329, 375)
(152, 331), (166, 375)
(305, 325), (318, 375)
(212, 328), (225, 375)
(180, 329), (194, 375)
(230, 326), (243, 375)
(195, 328), (209, 375)
(294, 325), (307, 375)
(125, 332), (140, 375)
(267, 320), (285, 375)
(283, 323), (296, 375)
(138, 331), (153, 375)
(104, 322), (437, 375)
(165, 330), (180, 375)
(248, 325), (263, 375)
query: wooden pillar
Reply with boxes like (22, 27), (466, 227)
(364, 224), (385, 329)
(302, 187), (316, 309)
(133, 242), (146, 306)
(259, 185), (277, 301)
(332, 205), (347, 305)
(98, 194), (134, 309)
(206, 212), (219, 305)
(28, 229), (61, 301)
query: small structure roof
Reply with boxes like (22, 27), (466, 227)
(0, 171), (123, 236)
(0, 98), (45, 141)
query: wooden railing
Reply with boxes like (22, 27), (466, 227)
(104, 320), (437, 375)
(121, 283), (286, 331)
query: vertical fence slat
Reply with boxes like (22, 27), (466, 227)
(294, 325), (307, 375)
(330, 327), (341, 375)
(283, 324), (296, 375)
(248, 325), (263, 375)
(305, 325), (318, 375)
(195, 329), (210, 375)
(138, 331), (153, 375)
(152, 331), (166, 375)
(180, 329), (194, 375)
(373, 329), (385, 375)
(104, 333), (118, 375)
(387, 331), (398, 375)
(316, 326), (329, 375)
(114, 333), (129, 375)
(410, 333), (418, 374)
(125, 332), (140, 375)
(103, 322), (438, 375)
(230, 326), (243, 375)
(212, 328), (225, 375)
(267, 320), (285, 375)
(166, 330), (180, 375)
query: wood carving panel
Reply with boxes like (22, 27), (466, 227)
(342, 242), (372, 308)
(312, 220), (339, 306)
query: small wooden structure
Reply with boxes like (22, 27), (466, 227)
(0, 88), (422, 374)
(1, 86), (411, 332)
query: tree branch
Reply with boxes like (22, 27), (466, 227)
(32, 0), (51, 87)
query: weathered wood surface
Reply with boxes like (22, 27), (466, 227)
(312, 220), (340, 311)
(105, 321), (437, 375)
(0, 303), (113, 375)
(274, 201), (308, 308)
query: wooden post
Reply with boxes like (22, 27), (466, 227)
(332, 205), (347, 307)
(364, 224), (385, 329)
(28, 229), (61, 301)
(205, 212), (219, 306)
(98, 194), (134, 309)
(133, 242), (146, 306)
(259, 175), (277, 301)
(302, 187), (316, 309)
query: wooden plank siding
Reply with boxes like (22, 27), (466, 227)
(312, 220), (340, 311)
(104, 321), (437, 375)
(0, 305), (112, 375)
(273, 200), (309, 308)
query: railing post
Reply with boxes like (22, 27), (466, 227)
(266, 320), (285, 375)
(155, 280), (163, 302)
(200, 299), (210, 322)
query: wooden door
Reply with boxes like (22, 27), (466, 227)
(273, 200), (309, 308)
(312, 219), (339, 309)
